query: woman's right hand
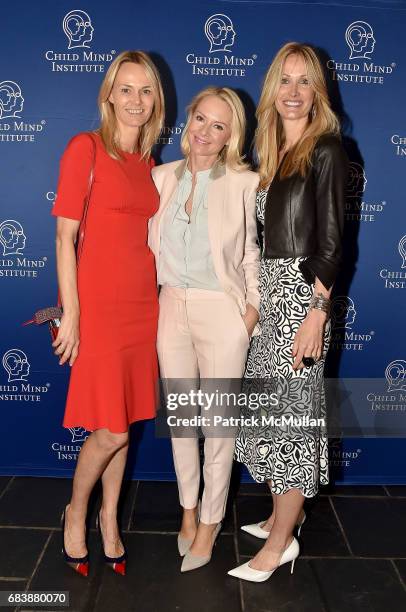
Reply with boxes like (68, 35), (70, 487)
(52, 313), (80, 366)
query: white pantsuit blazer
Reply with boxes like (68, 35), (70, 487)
(149, 159), (260, 333)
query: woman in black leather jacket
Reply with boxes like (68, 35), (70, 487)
(230, 42), (348, 582)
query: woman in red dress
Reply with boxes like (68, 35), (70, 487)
(51, 50), (164, 576)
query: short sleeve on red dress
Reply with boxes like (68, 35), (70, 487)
(52, 133), (95, 221)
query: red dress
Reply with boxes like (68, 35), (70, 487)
(52, 132), (159, 433)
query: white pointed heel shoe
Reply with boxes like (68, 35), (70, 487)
(241, 512), (306, 539)
(296, 512), (306, 537)
(228, 536), (299, 582)
(181, 521), (222, 572)
(177, 500), (201, 557)
(240, 520), (270, 539)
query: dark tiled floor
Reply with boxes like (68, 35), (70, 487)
(238, 558), (327, 612)
(0, 477), (12, 497)
(0, 478), (405, 612)
(0, 529), (49, 578)
(321, 484), (388, 497)
(310, 558), (406, 612)
(385, 486), (406, 497)
(332, 497), (406, 557)
(395, 559), (406, 583)
(0, 580), (27, 612)
(94, 534), (240, 612)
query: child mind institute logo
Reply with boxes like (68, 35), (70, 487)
(328, 439), (363, 468)
(390, 134), (406, 157)
(69, 427), (89, 443)
(345, 162), (386, 222)
(367, 360), (406, 414)
(347, 162), (367, 197)
(327, 20), (396, 85)
(385, 360), (406, 393)
(205, 14), (236, 53)
(63, 10), (94, 49)
(0, 81), (24, 119)
(44, 10), (114, 73)
(346, 21), (375, 60)
(185, 14), (257, 77)
(0, 82), (46, 143)
(379, 235), (406, 289)
(51, 427), (89, 462)
(1, 348), (50, 402)
(0, 219), (48, 278)
(0, 220), (26, 255)
(2, 349), (30, 382)
(156, 124), (184, 146)
(330, 296), (375, 351)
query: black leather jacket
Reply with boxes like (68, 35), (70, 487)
(264, 134), (348, 290)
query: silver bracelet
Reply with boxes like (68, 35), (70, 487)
(309, 292), (331, 317)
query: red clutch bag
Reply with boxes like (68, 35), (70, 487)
(23, 306), (64, 341)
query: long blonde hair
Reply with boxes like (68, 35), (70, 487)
(256, 42), (340, 189)
(181, 86), (249, 171)
(97, 50), (164, 160)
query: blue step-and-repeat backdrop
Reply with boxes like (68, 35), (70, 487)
(1, 0), (405, 483)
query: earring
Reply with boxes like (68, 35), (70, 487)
(311, 105), (317, 119)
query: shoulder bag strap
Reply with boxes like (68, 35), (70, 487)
(57, 132), (97, 307)
(76, 132), (97, 264)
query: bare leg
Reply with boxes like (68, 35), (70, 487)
(249, 488), (304, 571)
(64, 428), (128, 558)
(99, 443), (129, 557)
(263, 482), (304, 532)
(179, 506), (199, 541)
(189, 521), (218, 556)
(262, 481), (277, 531)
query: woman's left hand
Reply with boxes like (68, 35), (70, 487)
(242, 303), (259, 338)
(292, 309), (327, 370)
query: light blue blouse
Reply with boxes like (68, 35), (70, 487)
(158, 166), (221, 290)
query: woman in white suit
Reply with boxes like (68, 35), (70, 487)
(149, 86), (260, 572)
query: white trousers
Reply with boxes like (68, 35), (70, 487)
(157, 287), (249, 524)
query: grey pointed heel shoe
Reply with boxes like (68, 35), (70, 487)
(181, 521), (222, 573)
(177, 500), (201, 557)
(177, 534), (193, 557)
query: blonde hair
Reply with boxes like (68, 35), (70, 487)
(180, 86), (248, 171)
(97, 50), (164, 160)
(256, 42), (340, 189)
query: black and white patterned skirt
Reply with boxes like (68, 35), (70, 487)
(235, 256), (330, 497)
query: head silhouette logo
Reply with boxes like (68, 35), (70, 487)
(385, 360), (406, 392)
(398, 235), (406, 269)
(63, 10), (94, 49)
(347, 162), (367, 197)
(0, 81), (24, 119)
(345, 21), (376, 59)
(205, 14), (236, 53)
(2, 349), (30, 382)
(331, 296), (357, 329)
(0, 220), (26, 256)
(68, 427), (89, 443)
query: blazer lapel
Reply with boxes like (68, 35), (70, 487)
(152, 160), (226, 278)
(207, 162), (227, 279)
(153, 161), (185, 267)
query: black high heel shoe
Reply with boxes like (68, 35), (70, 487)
(61, 504), (89, 577)
(96, 511), (127, 575)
